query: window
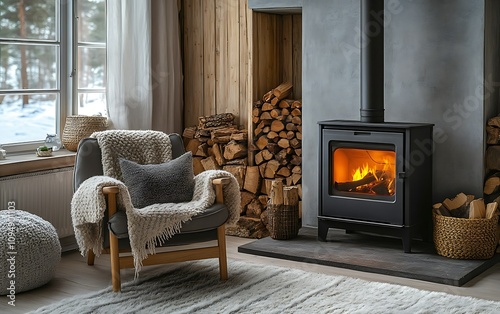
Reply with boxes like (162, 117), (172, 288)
(75, 0), (106, 117)
(0, 0), (106, 151)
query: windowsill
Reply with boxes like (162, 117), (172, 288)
(0, 149), (76, 177)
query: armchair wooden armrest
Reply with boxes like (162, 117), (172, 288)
(212, 177), (230, 204)
(87, 185), (120, 267)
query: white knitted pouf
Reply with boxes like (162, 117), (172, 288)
(0, 210), (61, 295)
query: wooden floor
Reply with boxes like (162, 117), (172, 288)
(3, 236), (500, 313)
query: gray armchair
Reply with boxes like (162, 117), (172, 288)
(73, 133), (230, 292)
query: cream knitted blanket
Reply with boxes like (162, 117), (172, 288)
(71, 130), (240, 274)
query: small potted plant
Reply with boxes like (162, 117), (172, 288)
(36, 145), (53, 157)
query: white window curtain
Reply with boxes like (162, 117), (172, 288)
(106, 0), (183, 133)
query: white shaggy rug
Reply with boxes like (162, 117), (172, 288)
(30, 259), (500, 314)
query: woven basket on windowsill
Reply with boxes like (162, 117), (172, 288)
(433, 212), (499, 259)
(62, 116), (108, 151)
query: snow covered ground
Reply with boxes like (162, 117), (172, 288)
(0, 94), (106, 145)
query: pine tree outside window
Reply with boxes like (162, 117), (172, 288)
(0, 0), (106, 152)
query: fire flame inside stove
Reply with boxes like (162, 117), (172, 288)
(351, 160), (395, 195)
(333, 148), (396, 196)
(352, 164), (375, 182)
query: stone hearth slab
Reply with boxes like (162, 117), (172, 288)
(238, 227), (499, 286)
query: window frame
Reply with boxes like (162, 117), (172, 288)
(0, 0), (106, 154)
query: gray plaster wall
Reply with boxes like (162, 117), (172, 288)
(248, 0), (497, 228)
(301, 0), (491, 227)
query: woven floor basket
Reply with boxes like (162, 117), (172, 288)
(433, 212), (499, 259)
(62, 116), (107, 151)
(268, 206), (300, 240)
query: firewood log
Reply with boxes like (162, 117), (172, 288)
(291, 108), (301, 116)
(253, 100), (263, 108)
(240, 191), (255, 214)
(262, 102), (274, 111)
(193, 157), (205, 175)
(286, 123), (297, 131)
(276, 167), (291, 177)
(484, 172), (500, 195)
(255, 136), (269, 151)
(224, 140), (247, 160)
(266, 143), (281, 154)
(291, 116), (302, 125)
(292, 173), (302, 185)
(254, 151), (265, 165)
(182, 126), (197, 139)
(290, 155), (302, 166)
(260, 111), (272, 120)
(264, 160), (280, 178)
(252, 107), (261, 117)
(198, 113), (234, 129)
(262, 149), (273, 161)
(469, 199), (486, 219)
(223, 165), (246, 189)
(291, 100), (302, 108)
(290, 138), (301, 149)
(267, 131), (279, 140)
(270, 108), (281, 119)
(271, 120), (285, 132)
(200, 156), (220, 170)
(225, 158), (248, 165)
(243, 166), (261, 194)
(335, 173), (376, 192)
(195, 143), (208, 157)
(263, 90), (274, 102)
(272, 82), (293, 100)
(186, 138), (202, 155)
(278, 138), (290, 149)
(486, 116), (500, 144)
(246, 198), (264, 218)
(230, 131), (248, 142)
(278, 99), (293, 109)
(486, 202), (499, 219)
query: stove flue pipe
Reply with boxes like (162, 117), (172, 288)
(360, 0), (384, 123)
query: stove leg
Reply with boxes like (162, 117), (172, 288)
(402, 229), (412, 253)
(318, 219), (329, 242)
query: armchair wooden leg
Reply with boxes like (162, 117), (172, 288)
(109, 231), (121, 292)
(217, 225), (228, 281)
(87, 250), (95, 266)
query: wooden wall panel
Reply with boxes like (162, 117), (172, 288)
(292, 15), (302, 100)
(215, 0), (240, 124)
(183, 0), (250, 128)
(240, 0), (252, 134)
(252, 13), (283, 100)
(183, 0), (204, 127)
(202, 0), (216, 117)
(182, 1), (302, 129)
(282, 15), (293, 86)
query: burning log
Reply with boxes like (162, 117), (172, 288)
(371, 180), (390, 195)
(335, 173), (376, 192)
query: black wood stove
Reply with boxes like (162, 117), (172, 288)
(317, 0), (433, 252)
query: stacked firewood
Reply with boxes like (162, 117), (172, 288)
(251, 82), (302, 197)
(183, 113), (270, 238)
(484, 115), (500, 252)
(183, 113), (248, 174)
(182, 82), (303, 239)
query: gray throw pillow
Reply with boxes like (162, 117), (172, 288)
(119, 152), (195, 208)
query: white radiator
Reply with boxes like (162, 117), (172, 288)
(0, 167), (75, 238)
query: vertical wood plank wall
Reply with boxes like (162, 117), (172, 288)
(182, 0), (302, 130)
(183, 0), (252, 128)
